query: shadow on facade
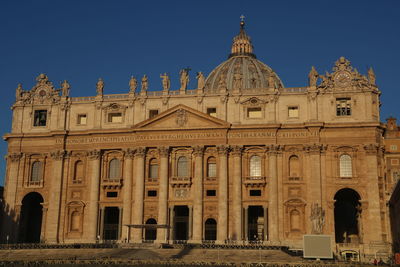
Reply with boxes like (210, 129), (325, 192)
(0, 199), (19, 244)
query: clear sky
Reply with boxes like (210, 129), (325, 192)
(0, 0), (399, 186)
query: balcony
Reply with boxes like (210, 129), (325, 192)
(26, 180), (44, 188)
(170, 176), (192, 188)
(102, 178), (122, 189)
(244, 176), (266, 188)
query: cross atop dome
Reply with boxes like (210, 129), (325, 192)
(229, 15), (255, 58)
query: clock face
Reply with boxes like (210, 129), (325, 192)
(39, 90), (46, 96)
(335, 71), (351, 87)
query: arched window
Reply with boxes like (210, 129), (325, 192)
(340, 154), (352, 177)
(290, 210), (301, 231)
(289, 155), (300, 177)
(74, 160), (84, 182)
(31, 161), (42, 182)
(249, 155), (261, 177)
(149, 158), (159, 179)
(177, 156), (188, 177)
(207, 157), (216, 178)
(108, 158), (121, 179)
(70, 211), (81, 231)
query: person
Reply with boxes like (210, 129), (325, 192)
(373, 258), (378, 265)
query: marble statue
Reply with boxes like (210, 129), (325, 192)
(15, 83), (22, 101)
(129, 76), (137, 93)
(160, 73), (170, 91)
(310, 203), (325, 234)
(141, 75), (148, 91)
(61, 80), (70, 97)
(368, 67), (376, 85)
(196, 72), (205, 89)
(180, 68), (190, 90)
(233, 72), (242, 91)
(308, 66), (319, 87)
(96, 78), (104, 95)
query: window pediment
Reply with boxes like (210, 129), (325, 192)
(240, 97), (266, 106)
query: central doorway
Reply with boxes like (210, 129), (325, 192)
(103, 207), (120, 240)
(204, 218), (217, 241)
(174, 205), (189, 241)
(248, 206), (265, 241)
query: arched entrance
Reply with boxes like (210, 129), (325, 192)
(204, 218), (217, 241)
(145, 218), (157, 241)
(19, 192), (44, 243)
(334, 188), (362, 243)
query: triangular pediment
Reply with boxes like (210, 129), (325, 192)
(133, 104), (231, 130)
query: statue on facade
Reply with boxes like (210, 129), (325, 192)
(129, 76), (137, 93)
(141, 75), (148, 92)
(233, 72), (242, 91)
(61, 80), (70, 97)
(15, 83), (23, 101)
(96, 78), (104, 95)
(180, 68), (190, 90)
(310, 203), (325, 234)
(308, 66), (319, 87)
(160, 73), (170, 91)
(196, 72), (205, 89)
(368, 67), (376, 85)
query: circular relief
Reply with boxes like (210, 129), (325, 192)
(39, 90), (46, 96)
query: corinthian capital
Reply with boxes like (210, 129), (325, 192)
(87, 149), (101, 160)
(230, 145), (243, 156)
(364, 144), (378, 154)
(192, 146), (204, 157)
(134, 147), (146, 158)
(50, 150), (66, 160)
(217, 145), (230, 156)
(267, 144), (281, 154)
(123, 148), (135, 159)
(158, 146), (169, 157)
(7, 152), (22, 162)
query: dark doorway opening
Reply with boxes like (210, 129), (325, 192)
(103, 207), (120, 240)
(334, 188), (361, 243)
(19, 192), (44, 243)
(145, 218), (157, 241)
(248, 206), (264, 241)
(174, 205), (189, 240)
(204, 218), (217, 240)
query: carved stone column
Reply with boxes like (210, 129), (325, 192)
(86, 149), (101, 242)
(268, 145), (279, 242)
(217, 145), (229, 243)
(46, 150), (66, 243)
(305, 144), (322, 205)
(156, 146), (169, 243)
(121, 149), (134, 242)
(192, 146), (204, 243)
(132, 147), (146, 242)
(231, 146), (242, 241)
(363, 144), (383, 242)
(3, 152), (22, 242)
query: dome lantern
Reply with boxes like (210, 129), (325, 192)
(229, 16), (255, 58)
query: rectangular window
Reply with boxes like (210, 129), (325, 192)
(206, 190), (216, 196)
(207, 163), (216, 178)
(336, 98), (351, 116)
(247, 107), (262, 118)
(249, 190), (262, 196)
(33, 110), (47, 126)
(149, 109), (159, 119)
(288, 106), (299, 118)
(207, 108), (217, 117)
(77, 114), (87, 125)
(147, 190), (157, 197)
(391, 159), (399, 166)
(108, 112), (122, 123)
(106, 191), (118, 198)
(390, 145), (398, 151)
(149, 164), (159, 179)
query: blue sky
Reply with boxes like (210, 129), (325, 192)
(0, 0), (399, 185)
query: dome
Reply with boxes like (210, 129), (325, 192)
(204, 20), (284, 94)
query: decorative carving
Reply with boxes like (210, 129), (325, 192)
(180, 68), (190, 91)
(158, 146), (169, 157)
(61, 80), (70, 97)
(102, 103), (127, 110)
(364, 144), (378, 154)
(217, 145), (229, 156)
(267, 144), (281, 154)
(15, 83), (23, 101)
(96, 78), (104, 95)
(368, 67), (376, 86)
(307, 91), (318, 101)
(308, 66), (319, 87)
(8, 153), (22, 162)
(233, 71), (243, 92)
(123, 148), (135, 159)
(141, 75), (148, 92)
(175, 109), (188, 127)
(310, 203), (325, 235)
(230, 145), (243, 156)
(175, 188), (188, 198)
(160, 73), (170, 91)
(87, 150), (101, 160)
(193, 146), (204, 157)
(241, 97), (266, 106)
(50, 150), (66, 160)
(134, 147), (146, 158)
(60, 102), (71, 111)
(162, 96), (169, 105)
(129, 76), (137, 93)
(268, 94), (279, 103)
(304, 144), (322, 153)
(196, 72), (205, 89)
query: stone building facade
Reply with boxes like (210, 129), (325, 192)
(0, 21), (391, 258)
